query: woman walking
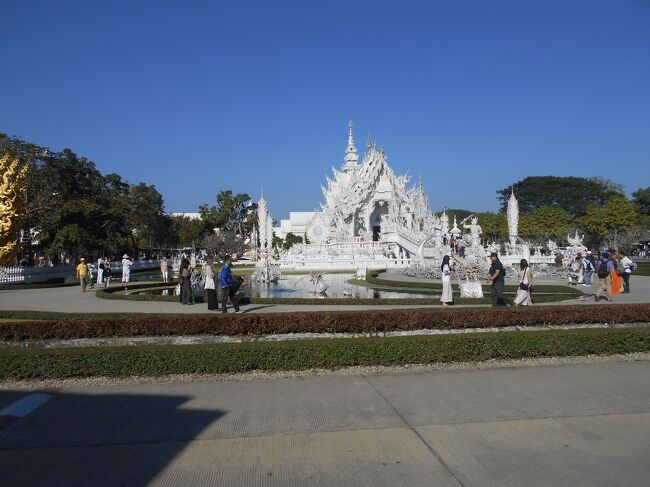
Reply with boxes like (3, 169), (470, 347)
(440, 255), (453, 307)
(202, 257), (218, 310)
(179, 258), (193, 305)
(514, 259), (533, 306)
(611, 254), (623, 295)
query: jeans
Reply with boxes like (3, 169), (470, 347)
(491, 280), (511, 307)
(584, 271), (593, 286)
(221, 286), (240, 313)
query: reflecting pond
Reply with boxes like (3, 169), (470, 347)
(133, 273), (437, 299)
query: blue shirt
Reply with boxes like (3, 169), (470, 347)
(219, 264), (234, 288)
(488, 260), (506, 283)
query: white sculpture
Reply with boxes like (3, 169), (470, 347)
(254, 197), (280, 283)
(507, 188), (519, 246)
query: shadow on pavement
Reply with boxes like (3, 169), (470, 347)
(0, 389), (225, 486)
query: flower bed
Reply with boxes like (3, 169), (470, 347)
(1, 304), (648, 341)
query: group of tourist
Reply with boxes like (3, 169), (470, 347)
(571, 250), (636, 300)
(177, 255), (248, 313)
(76, 254), (134, 292)
(439, 248), (637, 308)
(593, 251), (635, 301)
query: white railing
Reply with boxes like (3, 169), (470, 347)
(0, 260), (161, 285)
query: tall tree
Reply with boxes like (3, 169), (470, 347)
(0, 153), (29, 265)
(632, 187), (650, 216)
(199, 191), (257, 236)
(497, 176), (623, 217)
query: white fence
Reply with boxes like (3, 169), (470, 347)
(0, 260), (161, 285)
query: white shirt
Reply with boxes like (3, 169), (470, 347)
(122, 259), (133, 272)
(621, 256), (633, 273)
(442, 264), (452, 283)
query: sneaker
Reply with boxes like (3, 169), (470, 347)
(234, 310), (242, 313)
(582, 284), (589, 287)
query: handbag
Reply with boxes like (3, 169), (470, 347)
(616, 263), (625, 274)
(518, 282), (529, 291)
(204, 276), (215, 290)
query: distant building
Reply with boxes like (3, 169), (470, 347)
(170, 212), (201, 221)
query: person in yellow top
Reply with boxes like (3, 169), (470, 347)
(76, 257), (89, 292)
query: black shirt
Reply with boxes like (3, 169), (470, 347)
(489, 260), (505, 284)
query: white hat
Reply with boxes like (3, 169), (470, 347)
(80, 257), (86, 261)
(123, 254), (129, 258)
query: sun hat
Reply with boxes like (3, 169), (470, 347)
(122, 254), (129, 258)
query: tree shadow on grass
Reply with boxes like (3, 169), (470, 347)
(0, 389), (225, 486)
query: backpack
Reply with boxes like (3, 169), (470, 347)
(583, 258), (595, 272)
(597, 260), (610, 279)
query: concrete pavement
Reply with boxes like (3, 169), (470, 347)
(0, 360), (648, 486)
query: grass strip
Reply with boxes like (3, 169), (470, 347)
(0, 327), (648, 380)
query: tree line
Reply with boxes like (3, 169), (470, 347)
(445, 176), (649, 253)
(0, 134), (257, 263)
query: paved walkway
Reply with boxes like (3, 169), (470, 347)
(0, 274), (648, 315)
(0, 360), (648, 486)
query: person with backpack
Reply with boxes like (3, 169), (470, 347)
(582, 254), (595, 287)
(595, 252), (614, 302)
(487, 252), (512, 307)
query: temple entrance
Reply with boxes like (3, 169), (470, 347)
(369, 201), (389, 242)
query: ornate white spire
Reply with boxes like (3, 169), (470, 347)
(344, 120), (358, 167)
(507, 187), (519, 245)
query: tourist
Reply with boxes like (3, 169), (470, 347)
(595, 252), (614, 302)
(160, 257), (169, 283)
(97, 256), (105, 286)
(611, 254), (624, 295)
(219, 255), (241, 313)
(576, 255), (585, 284)
(179, 258), (193, 305)
(103, 258), (112, 286)
(487, 252), (511, 307)
(440, 255), (453, 307)
(582, 254), (595, 287)
(76, 257), (89, 292)
(514, 259), (533, 306)
(121, 254), (133, 290)
(620, 252), (634, 293)
(87, 263), (95, 289)
(202, 257), (217, 310)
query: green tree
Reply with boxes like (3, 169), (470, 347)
(172, 216), (206, 248)
(520, 206), (573, 240)
(632, 187), (650, 216)
(199, 191), (257, 236)
(602, 195), (637, 239)
(497, 176), (623, 217)
(474, 212), (507, 241)
(282, 232), (303, 250)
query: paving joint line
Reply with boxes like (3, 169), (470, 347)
(361, 374), (467, 487)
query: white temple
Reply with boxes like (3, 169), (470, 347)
(260, 122), (581, 278)
(275, 122), (445, 269)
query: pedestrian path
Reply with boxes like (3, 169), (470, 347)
(0, 360), (648, 486)
(0, 275), (648, 315)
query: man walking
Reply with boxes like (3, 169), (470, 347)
(487, 252), (511, 307)
(219, 255), (241, 313)
(76, 257), (89, 292)
(595, 252), (614, 302)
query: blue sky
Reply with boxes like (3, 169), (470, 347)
(2, 0), (649, 218)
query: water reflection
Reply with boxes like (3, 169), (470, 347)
(134, 274), (436, 299)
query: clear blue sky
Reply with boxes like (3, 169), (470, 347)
(2, 0), (649, 218)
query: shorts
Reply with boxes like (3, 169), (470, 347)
(122, 272), (130, 283)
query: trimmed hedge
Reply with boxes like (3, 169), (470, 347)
(1, 304), (649, 341)
(0, 327), (648, 380)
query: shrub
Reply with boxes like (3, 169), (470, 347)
(1, 304), (648, 341)
(0, 327), (648, 380)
